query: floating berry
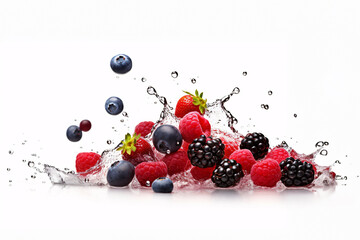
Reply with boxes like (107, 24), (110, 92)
(79, 119), (92, 132)
(110, 54), (132, 74)
(153, 124), (182, 154)
(251, 159), (281, 187)
(75, 152), (102, 175)
(211, 159), (244, 188)
(105, 96), (124, 115)
(134, 121), (155, 137)
(240, 132), (269, 160)
(66, 125), (82, 142)
(179, 111), (211, 143)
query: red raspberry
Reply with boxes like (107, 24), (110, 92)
(181, 141), (190, 151)
(190, 166), (215, 181)
(265, 148), (290, 163)
(220, 135), (239, 159)
(134, 121), (155, 137)
(250, 159), (281, 187)
(75, 152), (102, 175)
(135, 161), (168, 186)
(229, 149), (256, 174)
(161, 150), (191, 176)
(179, 111), (211, 143)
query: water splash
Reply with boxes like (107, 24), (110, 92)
(35, 85), (337, 191)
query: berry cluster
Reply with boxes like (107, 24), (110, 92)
(72, 54), (325, 194)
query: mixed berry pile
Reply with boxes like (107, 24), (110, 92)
(66, 54), (336, 193)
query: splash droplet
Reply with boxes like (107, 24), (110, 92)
(141, 77), (147, 82)
(320, 149), (328, 156)
(261, 104), (269, 110)
(122, 112), (128, 117)
(8, 150), (14, 155)
(120, 119), (124, 123)
(268, 90), (273, 95)
(107, 140), (112, 145)
(281, 141), (288, 148)
(31, 175), (36, 179)
(191, 78), (196, 84)
(22, 159), (26, 162)
(242, 71), (247, 76)
(6, 168), (10, 171)
(335, 160), (341, 164)
(28, 161), (35, 168)
(324, 141), (329, 146)
(232, 87), (240, 95)
(145, 180), (151, 187)
(294, 114), (298, 118)
(315, 141), (324, 148)
(171, 71), (178, 78)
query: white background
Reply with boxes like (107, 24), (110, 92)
(1, 0), (360, 239)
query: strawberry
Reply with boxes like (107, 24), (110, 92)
(117, 133), (155, 166)
(175, 90), (207, 118)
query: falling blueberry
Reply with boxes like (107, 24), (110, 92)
(107, 160), (135, 187)
(105, 96), (124, 115)
(66, 125), (82, 142)
(110, 54), (132, 74)
(152, 177), (174, 193)
(152, 124), (182, 154)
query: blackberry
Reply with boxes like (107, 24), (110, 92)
(240, 132), (269, 160)
(211, 159), (244, 188)
(187, 135), (225, 168)
(280, 157), (315, 187)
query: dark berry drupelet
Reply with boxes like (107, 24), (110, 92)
(187, 135), (225, 168)
(240, 132), (269, 160)
(211, 159), (244, 188)
(280, 157), (315, 187)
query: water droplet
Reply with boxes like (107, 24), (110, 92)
(191, 78), (196, 84)
(84, 178), (89, 183)
(261, 104), (269, 110)
(335, 160), (341, 164)
(122, 112), (128, 117)
(281, 141), (288, 148)
(107, 140), (112, 145)
(8, 150), (14, 155)
(324, 141), (329, 146)
(145, 180), (151, 187)
(320, 149), (328, 156)
(294, 114), (298, 118)
(28, 161), (35, 167)
(31, 153), (37, 157)
(31, 175), (36, 179)
(147, 86), (157, 96)
(242, 71), (247, 76)
(141, 77), (147, 82)
(171, 71), (178, 78)
(120, 119), (124, 123)
(166, 149), (171, 154)
(268, 90), (273, 95)
(232, 87), (240, 95)
(9, 180), (12, 183)
(6, 168), (10, 171)
(22, 159), (26, 162)
(315, 141), (324, 148)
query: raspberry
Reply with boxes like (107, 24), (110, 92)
(190, 166), (215, 181)
(179, 111), (211, 143)
(134, 121), (155, 137)
(75, 152), (102, 175)
(250, 159), (281, 187)
(161, 150), (191, 176)
(229, 149), (256, 174)
(135, 161), (168, 186)
(220, 135), (239, 159)
(265, 148), (290, 163)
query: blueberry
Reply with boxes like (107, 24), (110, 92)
(110, 54), (132, 74)
(107, 160), (135, 187)
(152, 124), (182, 154)
(152, 177), (174, 193)
(105, 96), (124, 115)
(66, 125), (82, 142)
